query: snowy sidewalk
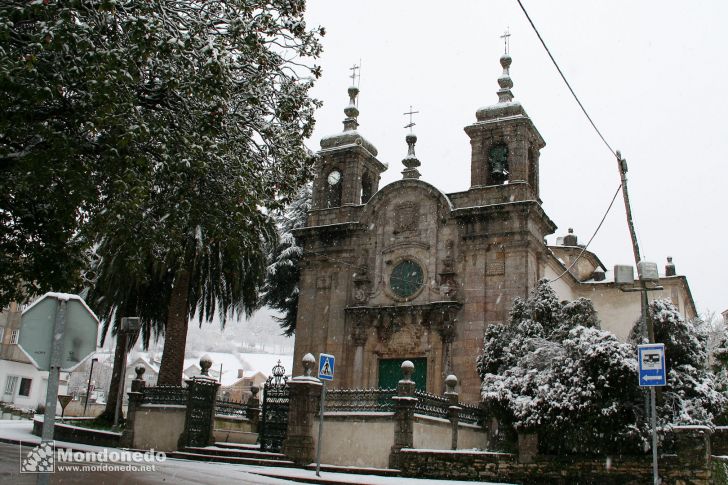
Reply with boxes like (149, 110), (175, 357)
(0, 420), (513, 484)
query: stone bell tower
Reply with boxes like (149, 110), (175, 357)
(311, 79), (387, 216)
(464, 52), (545, 201)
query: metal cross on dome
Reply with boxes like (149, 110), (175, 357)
(500, 27), (511, 54)
(349, 63), (360, 86)
(403, 105), (419, 133)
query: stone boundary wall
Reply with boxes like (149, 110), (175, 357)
(32, 417), (121, 448)
(398, 449), (713, 484)
(399, 426), (717, 484)
(131, 404), (186, 451)
(313, 412), (396, 468)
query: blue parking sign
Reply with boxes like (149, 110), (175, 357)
(638, 344), (666, 387)
(319, 353), (335, 381)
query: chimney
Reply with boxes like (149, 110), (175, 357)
(563, 228), (578, 246)
(238, 369), (245, 379)
(665, 256), (676, 277)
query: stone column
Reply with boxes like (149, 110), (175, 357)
(444, 374), (461, 450)
(672, 425), (712, 469)
(352, 319), (367, 388)
(389, 360), (418, 469)
(246, 385), (261, 433)
(282, 353), (322, 466)
(120, 365), (146, 448)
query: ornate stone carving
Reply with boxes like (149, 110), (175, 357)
(394, 201), (419, 234)
(345, 301), (462, 344)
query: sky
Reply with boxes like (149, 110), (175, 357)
(302, 0), (728, 316)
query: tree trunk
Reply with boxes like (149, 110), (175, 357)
(97, 332), (125, 423)
(157, 270), (191, 385)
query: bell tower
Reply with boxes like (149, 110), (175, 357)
(313, 72), (387, 212)
(464, 53), (545, 201)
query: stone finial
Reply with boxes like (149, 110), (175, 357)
(401, 360), (415, 381)
(134, 365), (146, 380)
(343, 86), (360, 131)
(564, 228), (578, 246)
(250, 385), (260, 398)
(497, 54), (514, 103)
(302, 353), (316, 377)
(401, 133), (421, 179)
(666, 256), (676, 277)
(445, 374), (458, 393)
(199, 354), (213, 376)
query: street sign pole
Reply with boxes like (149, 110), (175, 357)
(638, 343), (666, 485)
(651, 387), (658, 485)
(38, 299), (66, 485)
(315, 353), (335, 477)
(315, 380), (327, 477)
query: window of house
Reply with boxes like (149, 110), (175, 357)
(18, 378), (31, 397)
(10, 329), (19, 344)
(4, 376), (18, 395)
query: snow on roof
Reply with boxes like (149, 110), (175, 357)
(128, 355), (159, 374)
(239, 353), (293, 378)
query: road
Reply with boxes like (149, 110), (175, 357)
(0, 443), (292, 485)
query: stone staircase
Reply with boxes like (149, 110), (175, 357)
(167, 442), (401, 478)
(166, 442), (296, 468)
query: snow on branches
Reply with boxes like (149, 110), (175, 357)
(477, 280), (725, 455)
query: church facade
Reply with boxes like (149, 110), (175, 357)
(291, 54), (695, 403)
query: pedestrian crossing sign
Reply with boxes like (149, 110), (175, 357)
(318, 353), (335, 381)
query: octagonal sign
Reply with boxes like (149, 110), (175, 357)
(19, 293), (99, 371)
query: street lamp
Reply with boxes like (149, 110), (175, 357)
(83, 357), (98, 417)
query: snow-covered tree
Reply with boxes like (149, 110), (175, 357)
(0, 1), (156, 305)
(478, 280), (647, 454)
(260, 183), (311, 336)
(478, 281), (726, 455)
(645, 300), (725, 425)
(77, 0), (324, 399)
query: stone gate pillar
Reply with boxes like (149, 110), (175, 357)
(444, 374), (461, 450)
(390, 360), (417, 469)
(282, 353), (322, 466)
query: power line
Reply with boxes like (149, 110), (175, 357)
(548, 184), (622, 283)
(516, 0), (630, 278)
(515, 0), (617, 159)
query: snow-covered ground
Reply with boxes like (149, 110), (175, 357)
(0, 420), (513, 484)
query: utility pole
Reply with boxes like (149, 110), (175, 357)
(616, 151), (659, 485)
(616, 151), (654, 342)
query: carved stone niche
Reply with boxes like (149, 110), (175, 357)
(352, 249), (371, 304)
(439, 239), (459, 301)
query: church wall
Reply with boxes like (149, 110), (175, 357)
(546, 260), (696, 342)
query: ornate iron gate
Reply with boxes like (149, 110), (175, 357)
(260, 361), (289, 452)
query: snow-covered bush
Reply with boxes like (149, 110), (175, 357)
(477, 280), (725, 455)
(647, 300), (726, 426)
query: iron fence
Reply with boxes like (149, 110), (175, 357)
(215, 398), (248, 419)
(323, 388), (397, 413)
(458, 402), (483, 425)
(413, 389), (450, 420)
(141, 385), (188, 406)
